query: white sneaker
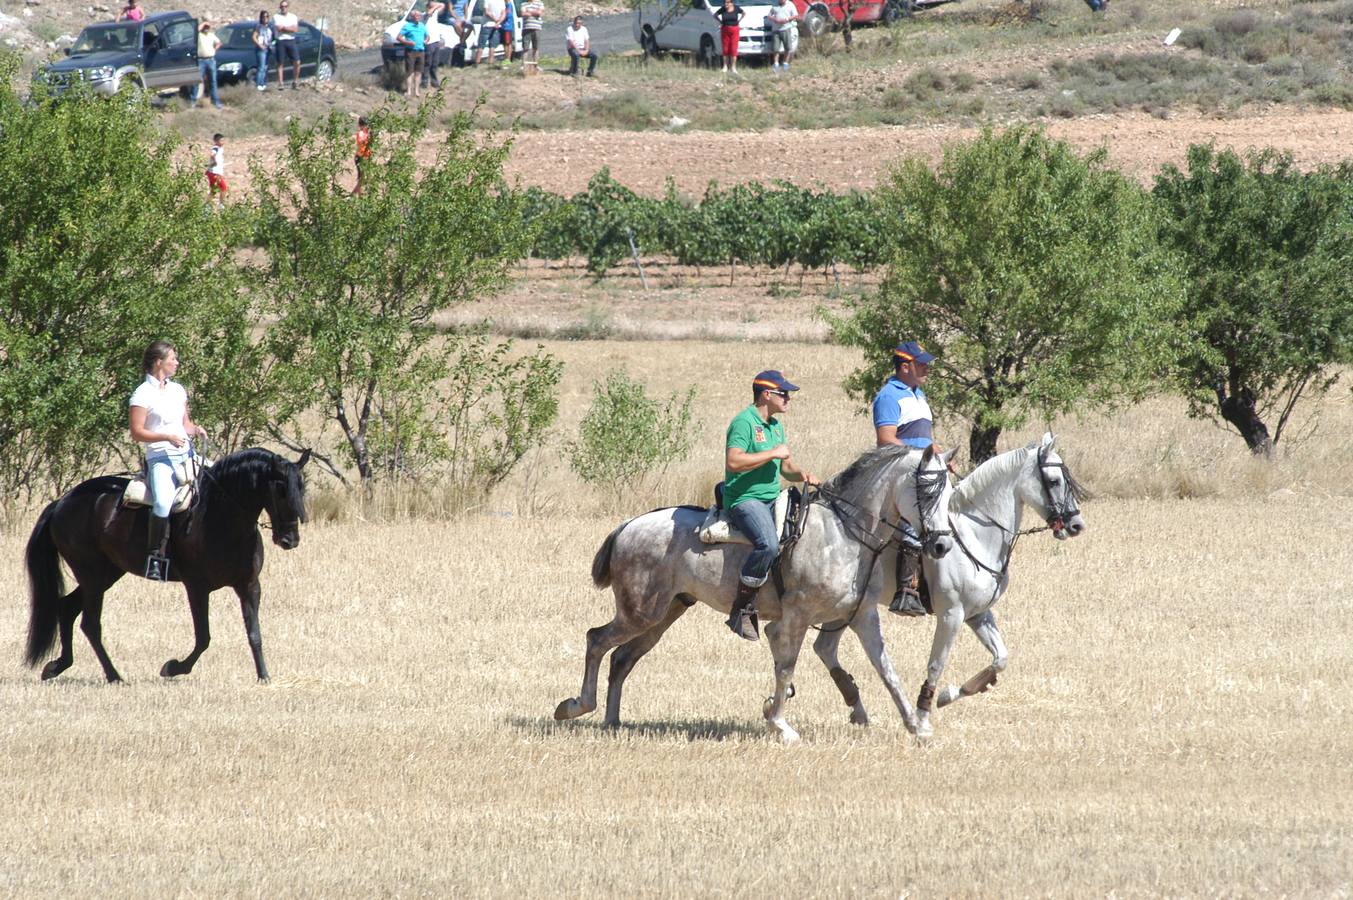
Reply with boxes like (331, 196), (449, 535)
(256, 84), (266, 91)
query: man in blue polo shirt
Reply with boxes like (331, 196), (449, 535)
(723, 369), (818, 641)
(873, 340), (939, 616)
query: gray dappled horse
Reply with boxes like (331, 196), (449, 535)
(813, 433), (1088, 738)
(555, 444), (957, 743)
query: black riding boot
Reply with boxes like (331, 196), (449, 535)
(726, 582), (761, 641)
(889, 547), (927, 616)
(145, 515), (171, 582)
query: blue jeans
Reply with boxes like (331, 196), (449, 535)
(728, 498), (779, 587)
(196, 57), (221, 106)
(145, 448), (189, 518)
(255, 49), (269, 87)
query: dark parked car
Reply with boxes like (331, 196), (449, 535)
(213, 19), (337, 86)
(38, 11), (200, 97)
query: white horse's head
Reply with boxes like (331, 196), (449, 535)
(902, 445), (956, 559)
(1022, 433), (1088, 541)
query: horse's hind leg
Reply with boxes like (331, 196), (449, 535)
(812, 624), (870, 726)
(77, 586), (125, 684)
(161, 584), (213, 679)
(555, 607), (653, 722)
(40, 588), (84, 681)
(603, 598), (691, 727)
(937, 610), (1008, 709)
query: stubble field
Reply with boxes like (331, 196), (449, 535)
(2, 340), (1351, 896)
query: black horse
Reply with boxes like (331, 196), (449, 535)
(24, 448), (309, 684)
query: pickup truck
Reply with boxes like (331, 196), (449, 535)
(634, 0), (775, 65)
(38, 11), (201, 98)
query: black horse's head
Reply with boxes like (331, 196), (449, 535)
(266, 450), (310, 550)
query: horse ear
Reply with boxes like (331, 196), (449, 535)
(296, 449), (311, 469)
(1043, 431), (1056, 450)
(921, 445), (934, 463)
(940, 447), (958, 469)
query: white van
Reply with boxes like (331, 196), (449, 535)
(634, 0), (775, 65)
(382, 0), (522, 71)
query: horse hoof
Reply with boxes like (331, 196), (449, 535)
(936, 684), (961, 708)
(779, 727), (801, 745)
(40, 660), (69, 681)
(160, 660), (185, 678)
(849, 709), (869, 726)
(915, 722), (934, 741)
(553, 698), (593, 721)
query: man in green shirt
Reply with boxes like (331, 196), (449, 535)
(723, 370), (818, 641)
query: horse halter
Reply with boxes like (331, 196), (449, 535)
(1036, 444), (1082, 533)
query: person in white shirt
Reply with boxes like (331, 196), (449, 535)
(768, 0), (798, 72)
(478, 0), (507, 65)
(273, 0), (302, 89)
(195, 22), (223, 108)
(565, 16), (597, 77)
(128, 341), (208, 581)
(423, 1), (448, 88)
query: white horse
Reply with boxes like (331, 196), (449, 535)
(554, 444), (958, 742)
(812, 432), (1088, 738)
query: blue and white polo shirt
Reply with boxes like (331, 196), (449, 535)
(872, 377), (933, 449)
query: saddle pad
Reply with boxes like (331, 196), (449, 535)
(698, 489), (792, 546)
(121, 455), (211, 514)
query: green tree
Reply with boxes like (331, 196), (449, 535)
(1153, 145), (1353, 454)
(832, 127), (1183, 463)
(252, 102), (531, 486)
(565, 370), (698, 494)
(0, 56), (252, 500)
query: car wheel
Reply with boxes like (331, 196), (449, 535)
(698, 34), (718, 68)
(316, 58), (335, 82)
(803, 8), (829, 38)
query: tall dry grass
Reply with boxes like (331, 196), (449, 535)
(2, 339), (1350, 895)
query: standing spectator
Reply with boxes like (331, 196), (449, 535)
(206, 133), (227, 209)
(711, 0), (745, 75)
(501, 0), (517, 63)
(354, 116), (372, 195)
(273, 0), (301, 90)
(565, 16), (597, 77)
(397, 9), (427, 96)
(117, 1), (145, 22)
(767, 0), (797, 72)
(195, 22), (223, 109)
(252, 10), (274, 91)
(422, 1), (447, 89)
(478, 0), (507, 66)
(520, 0), (543, 75)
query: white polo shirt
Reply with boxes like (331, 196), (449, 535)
(129, 375), (189, 455)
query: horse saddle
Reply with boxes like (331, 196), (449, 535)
(697, 486), (800, 546)
(121, 454), (212, 514)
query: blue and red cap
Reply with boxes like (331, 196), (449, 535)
(752, 370), (799, 393)
(893, 340), (936, 365)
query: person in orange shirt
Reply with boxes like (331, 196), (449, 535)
(354, 117), (371, 196)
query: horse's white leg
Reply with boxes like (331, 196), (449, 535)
(937, 610), (1009, 708)
(813, 624), (870, 726)
(602, 599), (690, 726)
(848, 606), (919, 734)
(763, 617), (809, 744)
(915, 603), (965, 739)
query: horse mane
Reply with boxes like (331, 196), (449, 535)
(952, 445), (1031, 512)
(823, 444), (920, 508)
(197, 448), (305, 520)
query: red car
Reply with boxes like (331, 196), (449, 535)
(792, 0), (954, 38)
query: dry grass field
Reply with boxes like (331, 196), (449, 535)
(3, 340), (1351, 896)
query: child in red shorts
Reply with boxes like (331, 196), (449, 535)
(206, 133), (227, 208)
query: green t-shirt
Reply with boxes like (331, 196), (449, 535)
(724, 404), (786, 508)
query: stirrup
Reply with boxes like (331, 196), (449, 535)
(145, 553), (170, 582)
(888, 586), (926, 617)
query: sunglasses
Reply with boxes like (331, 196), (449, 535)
(768, 390), (791, 400)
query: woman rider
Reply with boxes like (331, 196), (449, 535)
(128, 341), (207, 580)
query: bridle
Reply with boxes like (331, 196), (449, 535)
(948, 444), (1081, 591)
(810, 451), (952, 631)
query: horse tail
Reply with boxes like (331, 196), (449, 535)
(591, 522), (629, 589)
(24, 501), (66, 668)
